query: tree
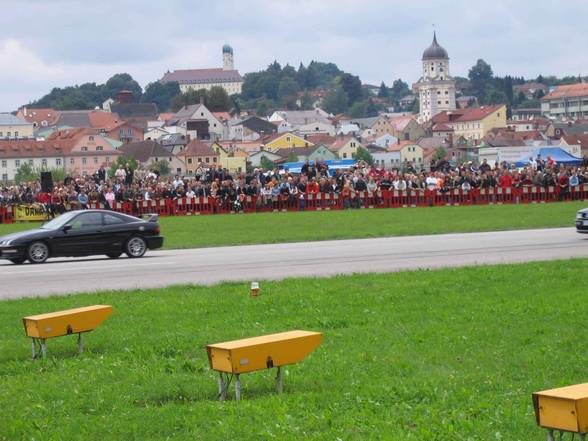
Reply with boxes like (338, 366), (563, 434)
(103, 73), (142, 101)
(390, 79), (410, 101)
(353, 146), (374, 165)
(14, 163), (37, 183)
(287, 150), (299, 162)
(208, 86), (232, 111)
(148, 159), (170, 176)
(142, 81), (180, 111)
(299, 91), (314, 110)
(260, 156), (275, 170)
(433, 147), (448, 161)
(468, 59), (494, 100)
(348, 101), (367, 118)
(339, 73), (363, 104)
(322, 85), (349, 114)
(277, 77), (300, 109)
(378, 81), (389, 98)
(170, 88), (209, 112)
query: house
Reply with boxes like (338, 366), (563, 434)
(546, 120), (588, 139)
(399, 94), (416, 108)
(372, 133), (399, 148)
(16, 107), (59, 130)
(0, 140), (66, 181)
(118, 140), (185, 175)
(110, 90), (158, 130)
(0, 114), (34, 139)
(100, 120), (144, 143)
(178, 139), (220, 175)
(513, 82), (548, 100)
(49, 128), (122, 176)
(296, 121), (336, 137)
(144, 127), (170, 141)
(228, 116), (277, 141)
(160, 45), (243, 96)
(387, 140), (424, 167)
(168, 104), (224, 140)
(248, 150), (283, 168)
(268, 109), (331, 128)
(159, 133), (189, 155)
(211, 142), (247, 173)
(372, 115), (425, 141)
(558, 134), (588, 156)
(275, 144), (338, 162)
(511, 108), (542, 121)
(337, 123), (361, 136)
(431, 105), (507, 142)
(431, 123), (454, 138)
(327, 136), (362, 159)
(541, 82), (588, 119)
(366, 144), (398, 170)
(262, 132), (314, 151)
(456, 95), (478, 108)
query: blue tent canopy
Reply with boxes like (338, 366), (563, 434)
(513, 147), (583, 167)
(279, 159), (357, 174)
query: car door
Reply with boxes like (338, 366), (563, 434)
(56, 212), (106, 256)
(101, 212), (131, 252)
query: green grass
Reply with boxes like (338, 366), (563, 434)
(0, 201), (585, 249)
(1, 259), (588, 440)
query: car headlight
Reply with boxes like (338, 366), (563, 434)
(0, 240), (13, 246)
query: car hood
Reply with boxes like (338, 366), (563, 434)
(0, 229), (46, 244)
(579, 208), (588, 214)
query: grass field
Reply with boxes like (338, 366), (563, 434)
(0, 201), (585, 249)
(1, 259), (588, 440)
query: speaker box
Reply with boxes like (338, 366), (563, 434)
(41, 171), (54, 193)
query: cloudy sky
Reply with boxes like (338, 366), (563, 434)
(1, 0), (587, 111)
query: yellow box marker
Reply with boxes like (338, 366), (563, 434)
(207, 330), (322, 400)
(23, 305), (112, 358)
(533, 383), (588, 440)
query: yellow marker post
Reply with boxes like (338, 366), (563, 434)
(533, 383), (588, 440)
(207, 330), (323, 400)
(23, 305), (112, 359)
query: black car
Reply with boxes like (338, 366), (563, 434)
(0, 210), (164, 264)
(577, 208), (588, 234)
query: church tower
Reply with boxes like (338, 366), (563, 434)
(417, 32), (456, 123)
(222, 44), (234, 71)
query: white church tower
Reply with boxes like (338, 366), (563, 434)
(417, 32), (456, 123)
(222, 44), (234, 71)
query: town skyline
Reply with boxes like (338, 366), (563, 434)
(1, 0), (588, 112)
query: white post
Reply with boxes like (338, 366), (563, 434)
(235, 374), (241, 401)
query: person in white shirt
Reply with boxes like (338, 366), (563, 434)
(114, 166), (126, 180)
(426, 173), (438, 191)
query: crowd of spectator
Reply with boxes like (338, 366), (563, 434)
(1, 155), (588, 216)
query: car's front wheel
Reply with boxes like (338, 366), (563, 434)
(27, 242), (49, 264)
(9, 258), (26, 265)
(125, 236), (146, 258)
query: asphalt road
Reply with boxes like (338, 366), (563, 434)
(1, 227), (587, 300)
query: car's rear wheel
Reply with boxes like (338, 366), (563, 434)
(125, 236), (146, 258)
(9, 258), (26, 265)
(106, 253), (121, 259)
(27, 242), (49, 264)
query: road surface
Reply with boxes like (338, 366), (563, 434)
(1, 227), (586, 300)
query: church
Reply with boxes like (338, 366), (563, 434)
(161, 45), (244, 96)
(416, 33), (456, 123)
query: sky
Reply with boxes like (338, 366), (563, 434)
(1, 0), (587, 112)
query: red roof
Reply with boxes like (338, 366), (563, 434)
(178, 139), (219, 157)
(387, 140), (415, 152)
(305, 134), (337, 145)
(327, 135), (357, 152)
(563, 134), (588, 146)
(212, 112), (231, 122)
(161, 68), (242, 84)
(432, 123), (453, 132)
(542, 83), (588, 100)
(432, 105), (505, 124)
(16, 108), (59, 126)
(0, 139), (72, 158)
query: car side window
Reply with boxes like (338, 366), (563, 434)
(103, 213), (126, 225)
(67, 212), (103, 230)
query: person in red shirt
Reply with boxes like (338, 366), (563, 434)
(557, 171), (569, 201)
(499, 172), (513, 188)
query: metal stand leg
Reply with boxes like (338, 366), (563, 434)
(77, 333), (83, 354)
(276, 367), (283, 394)
(547, 430), (554, 441)
(32, 338), (36, 359)
(218, 373), (226, 401)
(40, 339), (46, 358)
(235, 374), (241, 401)
(580, 433), (586, 441)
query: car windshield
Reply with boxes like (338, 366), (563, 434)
(40, 212), (79, 230)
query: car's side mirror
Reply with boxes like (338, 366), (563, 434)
(62, 225), (72, 233)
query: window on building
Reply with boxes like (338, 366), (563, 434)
(445, 91), (449, 95)
(128, 128), (133, 137)
(15, 160), (20, 167)
(286, 136), (291, 142)
(1, 160), (5, 167)
(105, 157), (110, 164)
(15, 131), (19, 138)
(28, 159), (33, 166)
(94, 157), (98, 164)
(205, 157), (210, 163)
(342, 153), (347, 158)
(7, 132), (11, 137)
(1, 174), (7, 181)
(0, 132), (3, 137)
(445, 101), (449, 104)
(96, 146), (103, 151)
(82, 158), (87, 165)
(89, 136), (94, 141)
(213, 157), (217, 163)
(187, 158), (193, 164)
(438, 101), (441, 105)
(42, 159), (47, 167)
(70, 158), (75, 165)
(56, 158), (62, 166)
(437, 91), (441, 95)
(81, 146), (88, 151)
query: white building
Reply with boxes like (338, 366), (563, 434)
(160, 45), (243, 96)
(540, 83), (588, 119)
(416, 33), (456, 123)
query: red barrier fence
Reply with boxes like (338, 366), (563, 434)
(2, 184), (588, 224)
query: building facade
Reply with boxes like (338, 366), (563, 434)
(0, 114), (35, 139)
(416, 33), (456, 123)
(540, 83), (588, 119)
(161, 45), (243, 96)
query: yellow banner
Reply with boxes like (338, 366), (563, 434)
(14, 204), (50, 222)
